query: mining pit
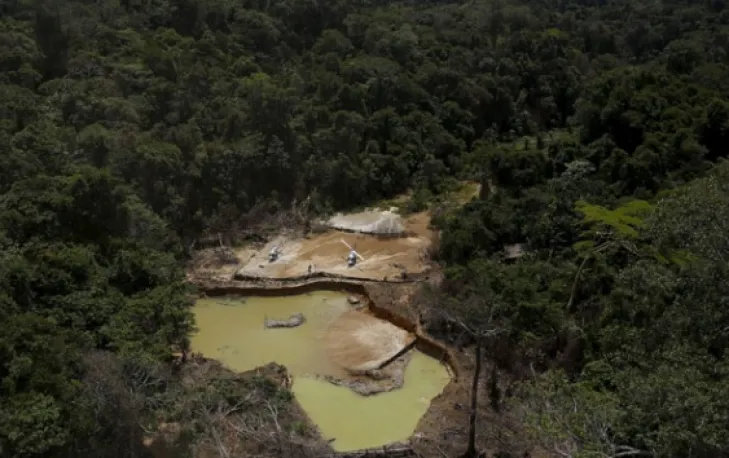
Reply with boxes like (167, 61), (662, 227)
(192, 291), (451, 451)
(187, 208), (458, 454)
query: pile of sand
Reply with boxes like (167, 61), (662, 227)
(322, 310), (415, 372)
(326, 211), (405, 236)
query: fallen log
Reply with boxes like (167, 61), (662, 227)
(328, 443), (415, 458)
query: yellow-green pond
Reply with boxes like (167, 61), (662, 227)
(192, 292), (451, 451)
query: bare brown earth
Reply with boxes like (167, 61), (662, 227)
(323, 309), (416, 372)
(189, 211), (434, 284)
(235, 212), (433, 281)
(321, 349), (415, 396)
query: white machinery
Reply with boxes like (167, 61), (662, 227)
(341, 239), (364, 267)
(268, 245), (281, 262)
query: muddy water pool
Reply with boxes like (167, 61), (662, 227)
(192, 292), (451, 451)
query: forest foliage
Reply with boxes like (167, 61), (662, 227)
(1, 0), (729, 457)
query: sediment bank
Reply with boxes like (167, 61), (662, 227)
(329, 444), (415, 458)
(233, 269), (429, 284)
(322, 350), (414, 396)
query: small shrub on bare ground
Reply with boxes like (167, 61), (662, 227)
(189, 247), (241, 271)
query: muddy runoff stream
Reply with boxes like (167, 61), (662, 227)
(192, 291), (451, 451)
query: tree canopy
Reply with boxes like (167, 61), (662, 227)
(2, 0), (729, 456)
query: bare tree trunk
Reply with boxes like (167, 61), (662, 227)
(181, 336), (190, 364)
(568, 243), (611, 310)
(479, 172), (490, 200)
(567, 253), (591, 310)
(463, 339), (482, 458)
(488, 364), (500, 413)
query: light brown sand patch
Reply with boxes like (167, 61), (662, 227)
(234, 212), (434, 281)
(323, 310), (416, 372)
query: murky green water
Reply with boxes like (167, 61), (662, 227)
(292, 351), (450, 451)
(193, 292), (351, 378)
(192, 293), (451, 452)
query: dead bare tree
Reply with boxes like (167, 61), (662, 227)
(73, 351), (154, 458)
(182, 363), (329, 458)
(194, 396), (328, 458)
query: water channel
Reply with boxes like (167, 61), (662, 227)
(192, 291), (451, 451)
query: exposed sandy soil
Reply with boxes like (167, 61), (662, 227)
(323, 310), (416, 372)
(321, 349), (414, 396)
(232, 211), (433, 281)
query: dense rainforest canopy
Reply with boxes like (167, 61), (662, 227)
(1, 0), (729, 456)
